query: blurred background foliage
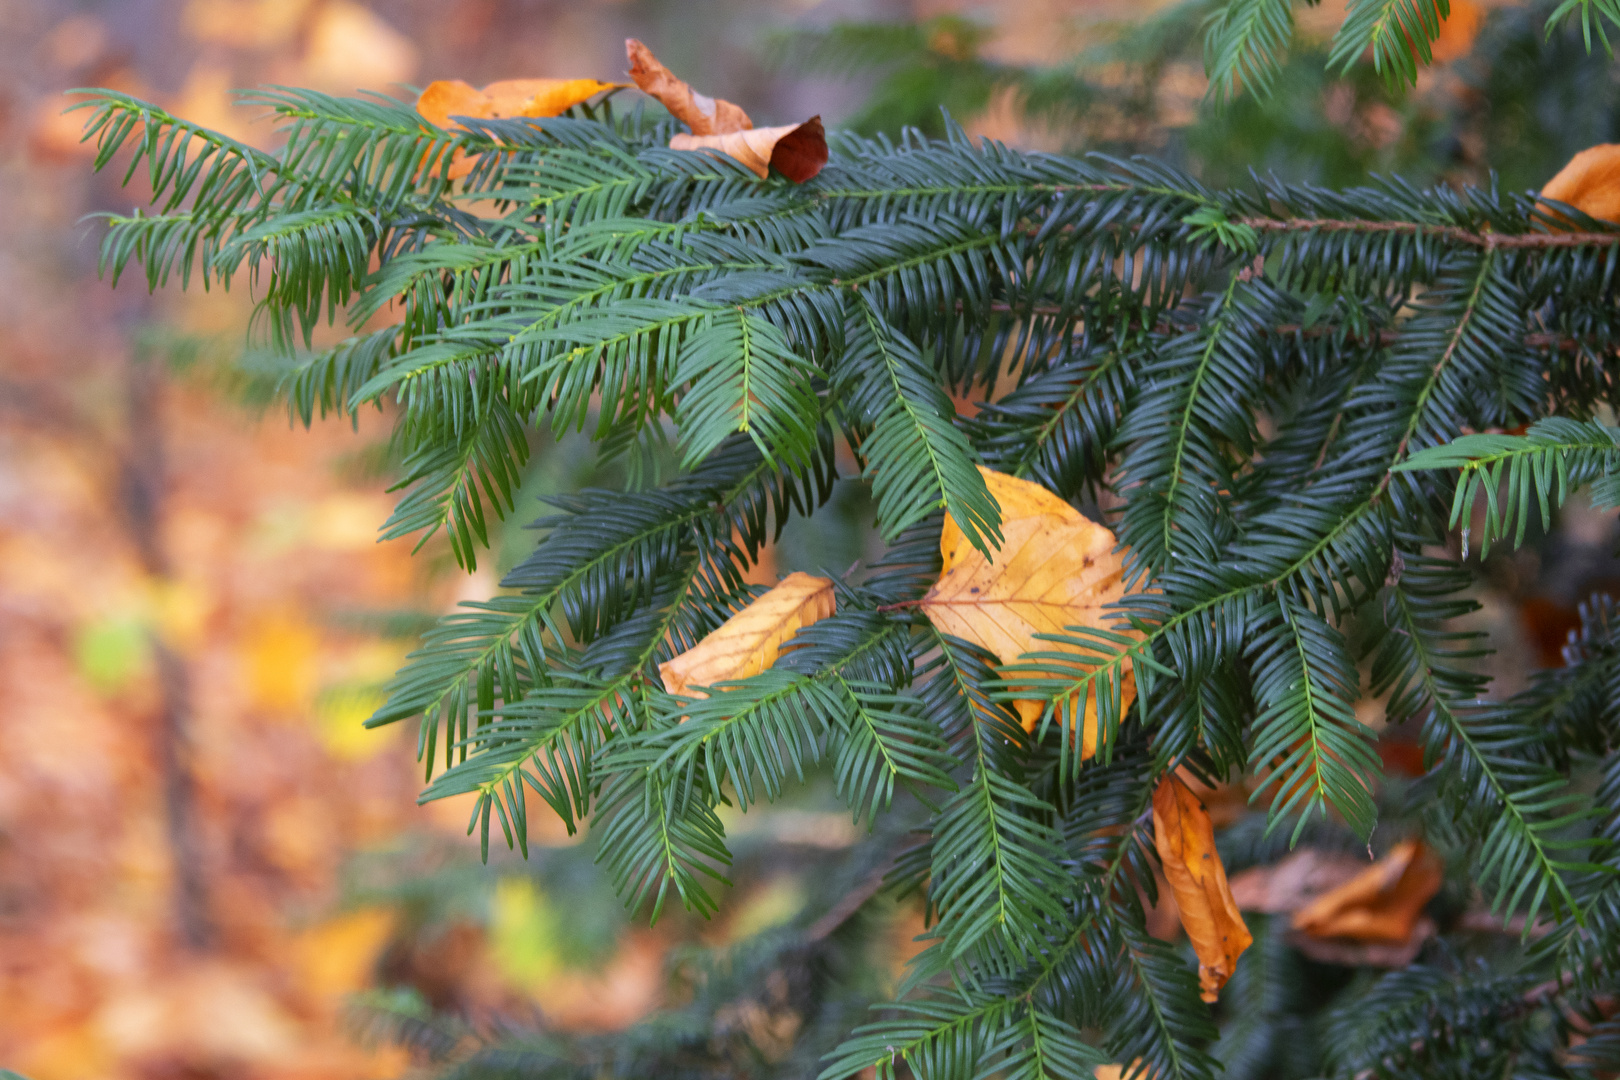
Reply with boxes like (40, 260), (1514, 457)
(2, 0), (1620, 1078)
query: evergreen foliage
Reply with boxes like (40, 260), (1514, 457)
(780, 1), (1620, 193)
(78, 77), (1620, 1078)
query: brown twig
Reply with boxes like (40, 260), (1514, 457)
(976, 301), (1599, 354)
(1239, 216), (1620, 250)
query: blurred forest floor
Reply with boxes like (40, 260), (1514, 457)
(0, 2), (881, 1077)
(2, 0), (1618, 1078)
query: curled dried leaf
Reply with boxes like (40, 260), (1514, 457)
(920, 466), (1139, 756)
(626, 38), (751, 135)
(1540, 144), (1620, 224)
(1153, 770), (1252, 1003)
(1292, 839), (1442, 944)
(657, 572), (835, 698)
(625, 38), (828, 182)
(670, 118), (828, 182)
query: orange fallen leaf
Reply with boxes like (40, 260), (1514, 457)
(1540, 144), (1620, 224)
(1153, 770), (1252, 1003)
(1292, 839), (1442, 944)
(658, 572), (835, 697)
(919, 466), (1139, 756)
(416, 76), (620, 178)
(416, 77), (620, 130)
(625, 38), (828, 182)
(671, 119), (829, 183)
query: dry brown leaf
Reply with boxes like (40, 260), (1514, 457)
(919, 466), (1139, 756)
(625, 38), (828, 182)
(1153, 770), (1253, 1003)
(670, 119), (829, 182)
(1541, 144), (1620, 223)
(658, 572), (835, 697)
(1292, 839), (1442, 944)
(626, 38), (752, 136)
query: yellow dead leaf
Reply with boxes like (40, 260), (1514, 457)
(625, 39), (829, 182)
(1153, 770), (1252, 1003)
(671, 119), (829, 182)
(417, 76), (620, 180)
(417, 78), (488, 130)
(658, 572), (835, 697)
(1541, 144), (1620, 224)
(416, 77), (621, 130)
(919, 466), (1139, 756)
(1292, 839), (1442, 944)
(626, 38), (752, 136)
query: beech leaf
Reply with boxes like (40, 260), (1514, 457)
(625, 38), (828, 182)
(1153, 770), (1253, 1003)
(919, 466), (1139, 756)
(657, 572), (835, 698)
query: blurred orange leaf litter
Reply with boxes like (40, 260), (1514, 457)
(1292, 839), (1443, 943)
